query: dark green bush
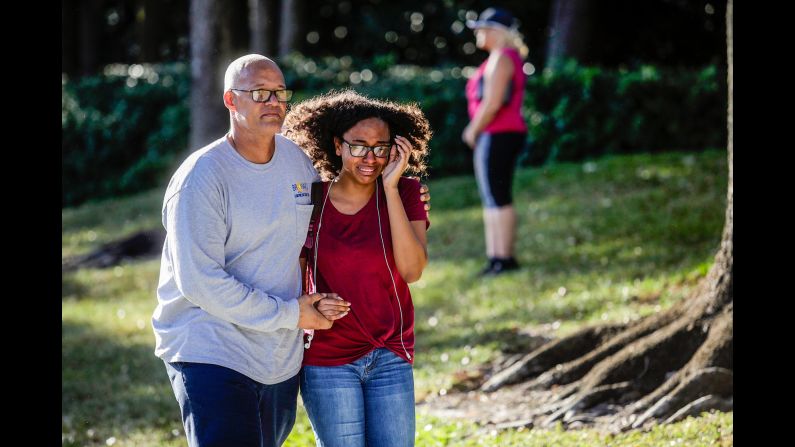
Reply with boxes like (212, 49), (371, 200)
(523, 60), (726, 165)
(62, 63), (189, 207)
(62, 57), (725, 207)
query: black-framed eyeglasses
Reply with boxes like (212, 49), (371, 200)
(341, 139), (393, 158)
(229, 88), (293, 102)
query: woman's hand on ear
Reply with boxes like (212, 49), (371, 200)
(381, 135), (412, 190)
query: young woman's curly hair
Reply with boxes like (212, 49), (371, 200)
(283, 90), (432, 180)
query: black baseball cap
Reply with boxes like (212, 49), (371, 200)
(466, 8), (517, 30)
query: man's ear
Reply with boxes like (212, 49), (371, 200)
(223, 91), (236, 111)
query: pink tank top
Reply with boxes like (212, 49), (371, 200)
(465, 47), (527, 133)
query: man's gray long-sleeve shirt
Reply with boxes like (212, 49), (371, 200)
(152, 134), (320, 384)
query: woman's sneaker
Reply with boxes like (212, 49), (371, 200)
(489, 257), (519, 275)
(479, 258), (498, 276)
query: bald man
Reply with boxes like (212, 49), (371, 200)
(152, 55), (352, 447)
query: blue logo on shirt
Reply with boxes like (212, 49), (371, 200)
(292, 182), (310, 199)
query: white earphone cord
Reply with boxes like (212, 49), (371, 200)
(310, 178), (411, 361)
(375, 181), (412, 361)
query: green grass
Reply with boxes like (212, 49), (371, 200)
(62, 150), (732, 446)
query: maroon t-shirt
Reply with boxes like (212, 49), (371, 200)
(303, 177), (429, 366)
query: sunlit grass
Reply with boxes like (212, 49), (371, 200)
(63, 150), (730, 446)
(411, 411), (732, 446)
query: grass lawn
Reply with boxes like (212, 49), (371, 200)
(63, 149), (732, 446)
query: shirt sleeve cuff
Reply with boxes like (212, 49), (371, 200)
(284, 296), (300, 329)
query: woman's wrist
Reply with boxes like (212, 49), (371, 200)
(383, 182), (400, 193)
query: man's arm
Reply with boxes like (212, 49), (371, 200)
(299, 250), (351, 321)
(165, 177), (336, 331)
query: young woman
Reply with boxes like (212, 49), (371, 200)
(283, 90), (432, 447)
(462, 7), (529, 275)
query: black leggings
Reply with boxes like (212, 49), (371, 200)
(473, 132), (525, 208)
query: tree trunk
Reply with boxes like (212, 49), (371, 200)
(249, 0), (279, 55)
(278, 0), (301, 58)
(726, 0), (733, 208)
(545, 0), (592, 69)
(138, 0), (166, 62)
(78, 0), (103, 76)
(218, 0), (249, 61)
(189, 0), (227, 152)
(62, 0), (78, 76)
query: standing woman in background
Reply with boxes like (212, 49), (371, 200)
(462, 7), (529, 275)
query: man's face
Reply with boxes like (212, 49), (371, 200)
(228, 61), (288, 135)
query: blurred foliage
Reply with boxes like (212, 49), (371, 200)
(62, 58), (725, 207)
(66, 0), (725, 72)
(298, 0), (726, 68)
(296, 0), (550, 68)
(62, 63), (190, 207)
(523, 59), (727, 165)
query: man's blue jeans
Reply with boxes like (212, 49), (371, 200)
(300, 348), (415, 447)
(164, 361), (298, 447)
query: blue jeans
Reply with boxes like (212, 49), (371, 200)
(164, 361), (298, 447)
(300, 348), (415, 447)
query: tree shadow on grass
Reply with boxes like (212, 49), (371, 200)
(416, 324), (554, 356)
(62, 274), (88, 300)
(62, 321), (181, 446)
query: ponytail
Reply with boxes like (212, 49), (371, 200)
(507, 28), (529, 60)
